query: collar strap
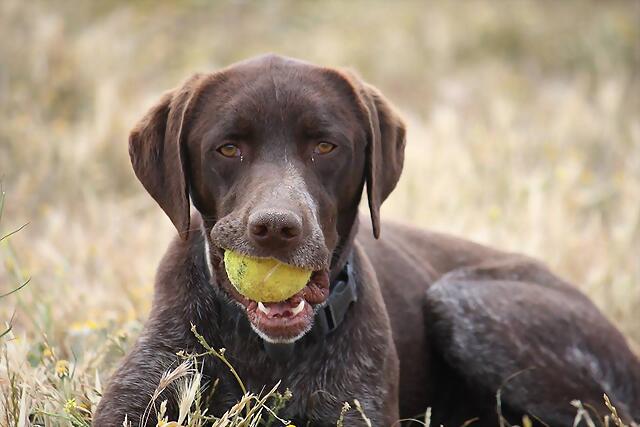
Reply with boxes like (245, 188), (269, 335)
(263, 253), (357, 361)
(314, 255), (358, 336)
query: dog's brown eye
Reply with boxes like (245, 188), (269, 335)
(217, 144), (241, 158)
(314, 142), (336, 155)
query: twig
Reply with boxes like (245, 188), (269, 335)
(0, 278), (31, 299)
(191, 323), (247, 397)
(0, 222), (29, 242)
(496, 367), (536, 427)
(0, 312), (16, 339)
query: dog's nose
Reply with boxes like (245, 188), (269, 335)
(248, 209), (303, 250)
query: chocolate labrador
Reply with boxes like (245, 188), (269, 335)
(93, 54), (640, 426)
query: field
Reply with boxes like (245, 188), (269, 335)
(1, 1), (639, 425)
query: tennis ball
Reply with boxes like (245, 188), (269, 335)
(224, 250), (312, 302)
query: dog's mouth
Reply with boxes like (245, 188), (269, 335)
(217, 256), (330, 343)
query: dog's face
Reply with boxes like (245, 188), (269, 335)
(129, 55), (405, 343)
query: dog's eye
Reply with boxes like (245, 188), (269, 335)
(217, 144), (241, 158)
(314, 142), (336, 155)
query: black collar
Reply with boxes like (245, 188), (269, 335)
(263, 252), (358, 361)
(313, 252), (358, 336)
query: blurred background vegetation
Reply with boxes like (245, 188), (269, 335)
(0, 0), (638, 424)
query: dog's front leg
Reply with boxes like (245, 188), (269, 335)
(93, 338), (185, 427)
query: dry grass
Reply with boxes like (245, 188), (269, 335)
(0, 0), (638, 425)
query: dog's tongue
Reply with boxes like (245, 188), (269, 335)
(258, 294), (305, 318)
(252, 270), (330, 318)
(264, 300), (295, 315)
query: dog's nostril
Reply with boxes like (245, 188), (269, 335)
(247, 209), (303, 248)
(281, 226), (299, 239)
(251, 224), (269, 238)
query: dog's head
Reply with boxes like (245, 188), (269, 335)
(129, 54), (405, 343)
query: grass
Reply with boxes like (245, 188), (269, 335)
(0, 0), (639, 425)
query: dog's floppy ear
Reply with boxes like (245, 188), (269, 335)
(320, 69), (406, 238)
(358, 83), (406, 239)
(129, 74), (204, 239)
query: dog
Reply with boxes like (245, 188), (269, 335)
(93, 54), (640, 426)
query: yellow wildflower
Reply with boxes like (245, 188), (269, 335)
(488, 205), (502, 221)
(42, 345), (54, 359)
(55, 360), (70, 378)
(70, 319), (103, 333)
(64, 398), (77, 414)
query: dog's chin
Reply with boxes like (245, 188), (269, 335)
(218, 264), (331, 344)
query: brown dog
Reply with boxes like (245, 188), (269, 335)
(93, 55), (640, 426)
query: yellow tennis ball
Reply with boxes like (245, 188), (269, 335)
(224, 250), (312, 302)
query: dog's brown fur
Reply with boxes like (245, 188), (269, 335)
(94, 55), (640, 426)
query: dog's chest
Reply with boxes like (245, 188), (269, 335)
(203, 343), (379, 425)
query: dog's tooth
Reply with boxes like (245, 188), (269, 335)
(258, 302), (270, 315)
(292, 300), (305, 316)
